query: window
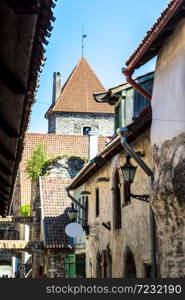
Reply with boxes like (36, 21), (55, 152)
(114, 171), (122, 229)
(143, 263), (151, 278)
(114, 97), (124, 135)
(95, 188), (99, 217)
(124, 247), (136, 278)
(84, 196), (88, 226)
(83, 126), (91, 135)
(0, 230), (4, 240)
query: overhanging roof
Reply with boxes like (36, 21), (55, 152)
(125, 0), (185, 71)
(0, 0), (55, 216)
(94, 72), (154, 105)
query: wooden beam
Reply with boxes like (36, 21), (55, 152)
(0, 0), (40, 14)
(0, 113), (20, 138)
(0, 142), (16, 161)
(0, 161), (13, 176)
(0, 173), (11, 188)
(0, 63), (26, 94)
(0, 191), (9, 200)
(0, 185), (10, 196)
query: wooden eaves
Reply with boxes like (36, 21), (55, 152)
(0, 0), (56, 216)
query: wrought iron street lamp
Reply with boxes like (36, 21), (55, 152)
(120, 155), (137, 184)
(120, 155), (149, 202)
(68, 203), (78, 222)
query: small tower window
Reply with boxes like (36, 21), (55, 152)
(83, 126), (91, 135)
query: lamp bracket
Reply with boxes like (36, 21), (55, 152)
(102, 221), (111, 231)
(81, 191), (91, 195)
(130, 193), (149, 202)
(96, 177), (109, 183)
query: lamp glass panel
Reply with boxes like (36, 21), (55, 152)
(129, 166), (137, 183)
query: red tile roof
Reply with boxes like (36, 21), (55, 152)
(40, 177), (71, 248)
(19, 133), (108, 206)
(67, 106), (152, 190)
(126, 0), (184, 71)
(46, 58), (114, 116)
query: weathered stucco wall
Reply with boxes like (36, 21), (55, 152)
(84, 131), (152, 278)
(151, 19), (185, 277)
(151, 19), (185, 146)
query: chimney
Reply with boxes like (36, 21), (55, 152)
(52, 72), (61, 105)
(88, 131), (99, 161)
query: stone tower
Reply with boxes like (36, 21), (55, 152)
(45, 58), (114, 136)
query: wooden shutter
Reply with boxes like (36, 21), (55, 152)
(65, 254), (76, 278)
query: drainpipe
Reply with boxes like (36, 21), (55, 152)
(122, 68), (152, 101)
(118, 127), (157, 278)
(66, 189), (85, 210)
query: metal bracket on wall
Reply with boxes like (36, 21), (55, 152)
(130, 193), (149, 202)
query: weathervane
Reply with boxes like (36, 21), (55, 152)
(82, 26), (87, 58)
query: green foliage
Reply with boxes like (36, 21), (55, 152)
(25, 143), (47, 181)
(19, 204), (30, 217)
(25, 143), (87, 181)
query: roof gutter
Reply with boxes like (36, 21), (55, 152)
(122, 68), (152, 101)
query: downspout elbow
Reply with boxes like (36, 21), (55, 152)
(122, 68), (152, 101)
(66, 188), (85, 211)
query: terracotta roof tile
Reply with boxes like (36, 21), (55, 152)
(19, 133), (108, 206)
(47, 58), (114, 115)
(40, 177), (71, 248)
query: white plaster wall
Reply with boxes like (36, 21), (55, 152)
(151, 19), (185, 146)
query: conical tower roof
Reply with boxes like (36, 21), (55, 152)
(46, 58), (114, 116)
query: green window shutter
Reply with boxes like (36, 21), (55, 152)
(65, 254), (76, 278)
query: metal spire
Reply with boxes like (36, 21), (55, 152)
(82, 26), (87, 58)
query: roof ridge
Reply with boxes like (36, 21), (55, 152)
(46, 57), (113, 115)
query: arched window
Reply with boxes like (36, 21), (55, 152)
(114, 170), (122, 229)
(124, 247), (136, 278)
(96, 253), (102, 278)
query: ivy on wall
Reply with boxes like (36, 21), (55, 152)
(19, 204), (31, 217)
(25, 143), (87, 181)
(25, 143), (47, 181)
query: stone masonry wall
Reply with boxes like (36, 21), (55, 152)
(152, 133), (185, 277)
(49, 112), (114, 136)
(84, 131), (152, 278)
(45, 252), (66, 278)
(151, 19), (185, 277)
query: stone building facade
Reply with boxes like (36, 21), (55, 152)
(67, 71), (155, 278)
(49, 112), (114, 136)
(122, 0), (185, 277)
(30, 156), (87, 278)
(45, 58), (114, 136)
(68, 126), (153, 278)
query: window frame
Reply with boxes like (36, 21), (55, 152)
(113, 170), (122, 230)
(95, 187), (100, 218)
(82, 126), (92, 136)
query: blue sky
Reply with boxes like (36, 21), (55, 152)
(28, 0), (170, 133)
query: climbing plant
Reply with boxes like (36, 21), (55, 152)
(26, 143), (87, 181)
(25, 143), (47, 181)
(19, 204), (31, 217)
